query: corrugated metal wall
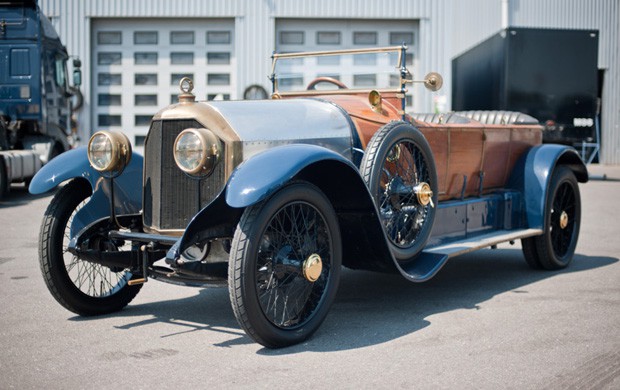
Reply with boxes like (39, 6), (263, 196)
(38, 0), (618, 163)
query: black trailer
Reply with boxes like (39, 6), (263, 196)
(452, 28), (599, 147)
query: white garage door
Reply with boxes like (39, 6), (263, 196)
(92, 18), (236, 147)
(276, 19), (419, 107)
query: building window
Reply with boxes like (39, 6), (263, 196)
(207, 52), (230, 65)
(317, 56), (340, 65)
(354, 54), (377, 66)
(406, 95), (413, 107)
(207, 31), (231, 44)
(98, 52), (121, 65)
(279, 31), (304, 45)
(98, 114), (121, 127)
(171, 31), (194, 44)
(390, 32), (414, 46)
(406, 53), (414, 65)
(134, 31), (157, 45)
(97, 31), (122, 45)
(389, 74), (400, 87)
(207, 73), (230, 86)
(353, 32), (377, 45)
(171, 52), (194, 65)
(135, 94), (158, 106)
(353, 74), (376, 87)
(207, 93), (231, 101)
(98, 73), (122, 86)
(279, 74), (303, 89)
(98, 94), (121, 106)
(135, 135), (147, 147)
(134, 52), (157, 65)
(317, 74), (340, 81)
(317, 31), (340, 45)
(135, 115), (152, 126)
(134, 73), (158, 85)
(171, 73), (194, 86)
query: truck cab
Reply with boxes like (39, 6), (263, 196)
(0, 0), (81, 197)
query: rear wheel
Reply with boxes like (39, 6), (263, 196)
(228, 182), (341, 348)
(521, 166), (581, 270)
(39, 179), (142, 315)
(360, 121), (438, 260)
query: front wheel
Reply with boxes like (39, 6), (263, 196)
(521, 166), (581, 270)
(39, 179), (142, 315)
(228, 182), (342, 348)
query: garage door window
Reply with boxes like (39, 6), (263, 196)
(353, 32), (377, 45)
(207, 31), (231, 44)
(97, 31), (122, 45)
(98, 52), (121, 65)
(317, 31), (340, 45)
(135, 73), (157, 85)
(280, 31), (304, 45)
(390, 32), (414, 45)
(135, 52), (157, 65)
(134, 31), (157, 45)
(207, 52), (230, 64)
(98, 73), (121, 86)
(171, 31), (194, 44)
(171, 52), (194, 65)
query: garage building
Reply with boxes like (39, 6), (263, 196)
(39, 0), (619, 164)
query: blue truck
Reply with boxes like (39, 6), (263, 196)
(0, 0), (81, 198)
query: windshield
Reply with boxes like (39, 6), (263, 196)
(271, 46), (409, 95)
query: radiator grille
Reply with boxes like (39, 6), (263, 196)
(143, 119), (226, 231)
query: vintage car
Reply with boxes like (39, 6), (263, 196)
(30, 46), (587, 348)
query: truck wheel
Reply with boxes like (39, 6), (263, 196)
(521, 166), (581, 270)
(0, 158), (7, 199)
(360, 121), (438, 261)
(39, 179), (142, 315)
(229, 182), (342, 348)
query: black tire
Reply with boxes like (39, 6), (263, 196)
(39, 179), (142, 315)
(521, 166), (581, 270)
(360, 121), (438, 260)
(0, 158), (8, 199)
(228, 182), (342, 348)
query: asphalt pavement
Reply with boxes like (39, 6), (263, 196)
(0, 164), (619, 389)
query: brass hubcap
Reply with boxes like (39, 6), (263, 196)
(303, 253), (323, 282)
(414, 182), (434, 208)
(559, 210), (569, 229)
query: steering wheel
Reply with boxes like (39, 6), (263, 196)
(306, 77), (349, 90)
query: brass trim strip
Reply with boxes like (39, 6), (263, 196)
(273, 46), (404, 59)
(275, 88), (406, 97)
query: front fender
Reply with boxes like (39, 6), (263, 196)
(29, 146), (144, 238)
(29, 147), (98, 194)
(225, 144), (354, 207)
(168, 144), (356, 259)
(510, 144), (588, 230)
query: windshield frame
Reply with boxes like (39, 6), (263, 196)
(269, 45), (411, 104)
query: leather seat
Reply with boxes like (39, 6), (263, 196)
(411, 113), (472, 124)
(452, 110), (539, 125)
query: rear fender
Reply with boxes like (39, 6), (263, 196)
(509, 144), (588, 230)
(28, 146), (144, 237)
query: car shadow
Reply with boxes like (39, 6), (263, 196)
(0, 183), (54, 208)
(69, 248), (617, 352)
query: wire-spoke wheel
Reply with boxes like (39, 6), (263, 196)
(229, 182), (341, 348)
(39, 179), (142, 315)
(521, 166), (581, 270)
(360, 121), (438, 260)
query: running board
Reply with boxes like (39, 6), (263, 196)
(402, 229), (543, 282)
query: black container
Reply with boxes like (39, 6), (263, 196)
(452, 28), (599, 145)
